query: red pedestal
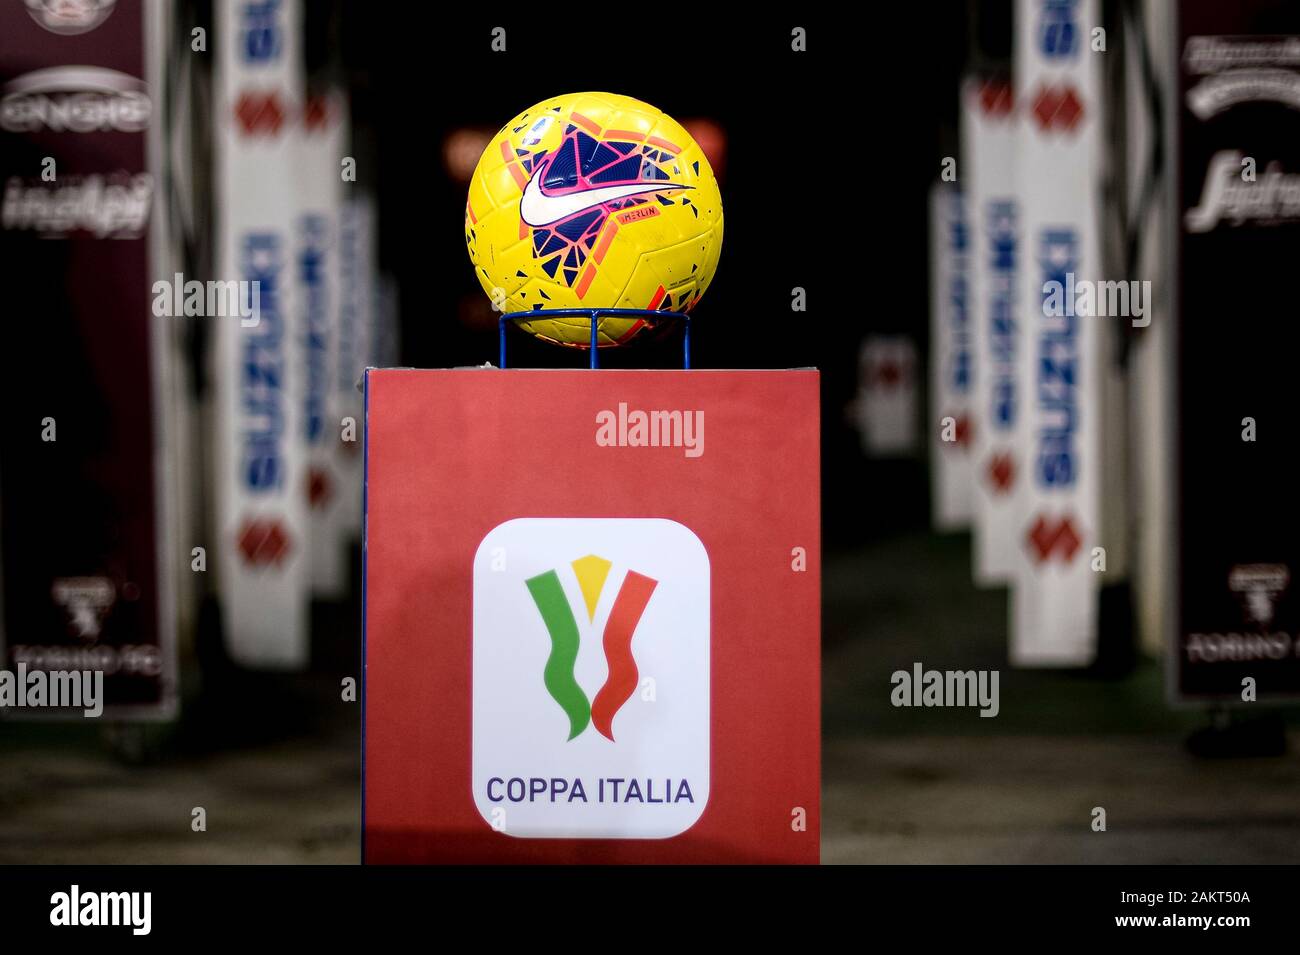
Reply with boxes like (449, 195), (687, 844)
(364, 369), (820, 863)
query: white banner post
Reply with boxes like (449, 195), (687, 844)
(297, 89), (349, 599)
(1011, 0), (1105, 666)
(961, 76), (1025, 585)
(333, 194), (376, 541)
(213, 0), (310, 668)
(929, 183), (974, 530)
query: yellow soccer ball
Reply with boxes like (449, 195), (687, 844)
(465, 92), (723, 348)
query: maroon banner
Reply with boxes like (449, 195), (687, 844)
(0, 0), (175, 718)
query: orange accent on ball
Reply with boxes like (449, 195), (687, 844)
(592, 219), (619, 264)
(569, 111), (601, 135)
(575, 263), (596, 300)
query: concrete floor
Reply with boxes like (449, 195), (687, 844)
(824, 734), (1300, 864)
(2, 530), (1298, 864)
(0, 730), (357, 864)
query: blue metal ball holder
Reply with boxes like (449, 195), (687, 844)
(498, 307), (692, 369)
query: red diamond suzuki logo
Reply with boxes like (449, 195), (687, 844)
(303, 95), (331, 131)
(308, 468), (333, 509)
(987, 453), (1015, 493)
(980, 80), (1013, 116)
(953, 415), (971, 448)
(238, 519), (291, 567)
(873, 359), (902, 388)
(1032, 85), (1084, 132)
(1026, 514), (1081, 563)
(235, 92), (286, 136)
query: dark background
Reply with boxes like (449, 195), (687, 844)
(336, 8), (975, 546)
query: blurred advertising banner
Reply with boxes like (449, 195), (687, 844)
(297, 88), (348, 599)
(213, 0), (309, 668)
(928, 184), (973, 531)
(961, 76), (1024, 584)
(1127, 0), (1177, 660)
(854, 336), (918, 457)
(330, 194), (376, 544)
(1010, 0), (1103, 666)
(1174, 3), (1300, 701)
(0, 0), (178, 718)
(364, 370), (820, 863)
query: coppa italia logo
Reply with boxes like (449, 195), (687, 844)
(473, 519), (710, 839)
(526, 556), (656, 742)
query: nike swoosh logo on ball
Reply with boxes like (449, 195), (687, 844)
(519, 159), (694, 227)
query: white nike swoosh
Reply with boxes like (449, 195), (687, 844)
(519, 159), (694, 227)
